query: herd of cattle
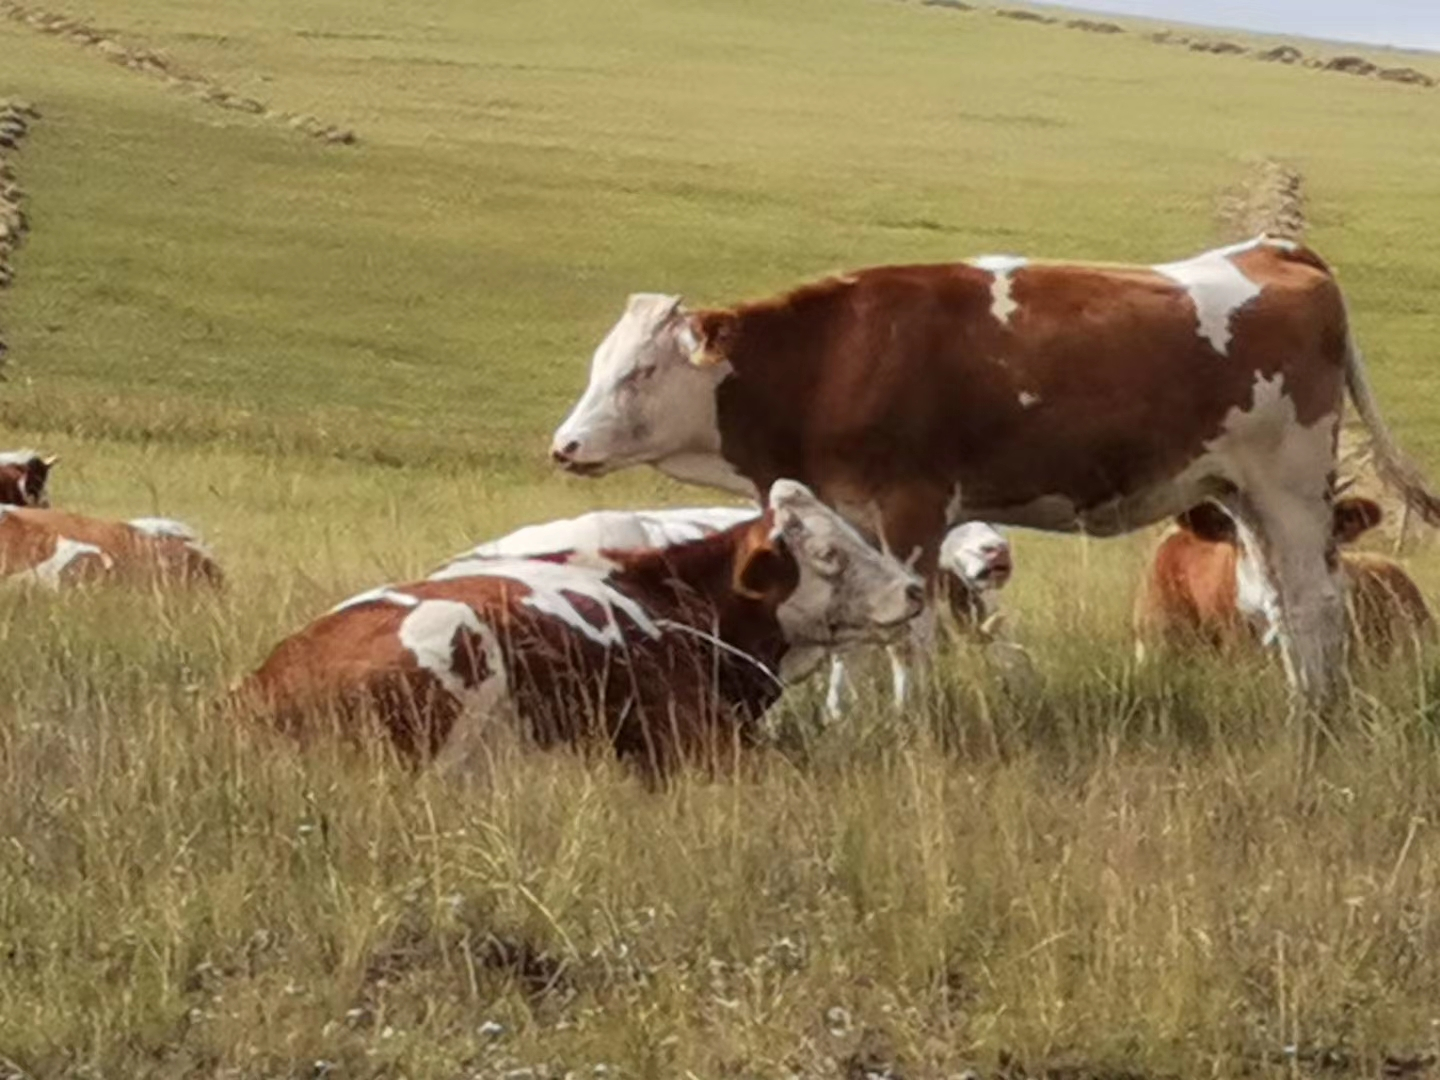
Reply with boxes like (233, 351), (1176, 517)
(9, 235), (1440, 779)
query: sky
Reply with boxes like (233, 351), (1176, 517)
(1054, 1), (1440, 52)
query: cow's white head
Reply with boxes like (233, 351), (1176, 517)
(737, 480), (925, 676)
(940, 522), (1013, 593)
(551, 294), (732, 482)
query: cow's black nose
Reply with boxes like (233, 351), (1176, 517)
(905, 582), (926, 608)
(552, 440), (580, 464)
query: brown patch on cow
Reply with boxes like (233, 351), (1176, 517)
(1134, 523), (1247, 652)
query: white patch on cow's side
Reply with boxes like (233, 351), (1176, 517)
(397, 606), (513, 779)
(970, 254), (1028, 326)
(331, 587), (422, 614)
(1019, 391), (1041, 408)
(0, 449), (41, 466)
(428, 557), (660, 647)
(453, 505), (758, 565)
(1152, 238), (1268, 356)
(12, 537), (112, 588)
(398, 600), (488, 696)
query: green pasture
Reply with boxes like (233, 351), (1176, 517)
(4, 0), (1440, 1074)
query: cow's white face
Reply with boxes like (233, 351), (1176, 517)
(764, 480), (925, 658)
(941, 522), (1012, 592)
(551, 294), (728, 479)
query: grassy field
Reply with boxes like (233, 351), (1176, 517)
(5, 0), (1440, 1075)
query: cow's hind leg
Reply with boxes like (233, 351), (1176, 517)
(1224, 487), (1346, 710)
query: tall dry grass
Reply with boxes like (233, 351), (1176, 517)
(3, 525), (1440, 1078)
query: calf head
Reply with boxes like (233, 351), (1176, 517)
(551, 294), (731, 480)
(735, 480), (925, 652)
(1177, 496), (1384, 547)
(0, 451), (57, 507)
(941, 522), (1013, 593)
(1176, 495), (1385, 642)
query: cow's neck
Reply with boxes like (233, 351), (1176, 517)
(612, 529), (793, 684)
(698, 301), (822, 496)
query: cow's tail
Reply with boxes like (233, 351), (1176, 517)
(1343, 330), (1440, 525)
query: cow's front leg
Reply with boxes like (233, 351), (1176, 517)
(872, 486), (949, 711)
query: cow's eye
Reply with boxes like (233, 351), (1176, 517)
(810, 543), (842, 576)
(617, 364), (656, 393)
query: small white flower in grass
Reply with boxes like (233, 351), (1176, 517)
(824, 1005), (852, 1036)
(479, 1019), (505, 1039)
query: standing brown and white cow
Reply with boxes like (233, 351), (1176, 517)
(0, 450), (56, 507)
(551, 236), (1440, 704)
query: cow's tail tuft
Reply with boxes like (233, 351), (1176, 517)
(1343, 331), (1440, 526)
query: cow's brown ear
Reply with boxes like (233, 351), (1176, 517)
(735, 534), (794, 601)
(26, 455), (53, 498)
(1333, 496), (1383, 544)
(1176, 501), (1236, 543)
(683, 311), (734, 367)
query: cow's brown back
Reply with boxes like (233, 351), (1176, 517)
(0, 509), (222, 587)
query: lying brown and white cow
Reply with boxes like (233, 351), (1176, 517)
(551, 236), (1440, 704)
(0, 508), (222, 588)
(236, 480), (924, 780)
(1135, 496), (1433, 662)
(436, 505), (1016, 717)
(0, 450), (56, 507)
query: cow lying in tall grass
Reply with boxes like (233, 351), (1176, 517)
(0, 447), (222, 590)
(237, 480), (924, 781)
(1134, 496), (1433, 663)
(0, 509), (223, 589)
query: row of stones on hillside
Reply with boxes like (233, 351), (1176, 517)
(0, 98), (37, 364)
(0, 0), (357, 144)
(894, 1), (1438, 90)
(1149, 30), (1437, 85)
